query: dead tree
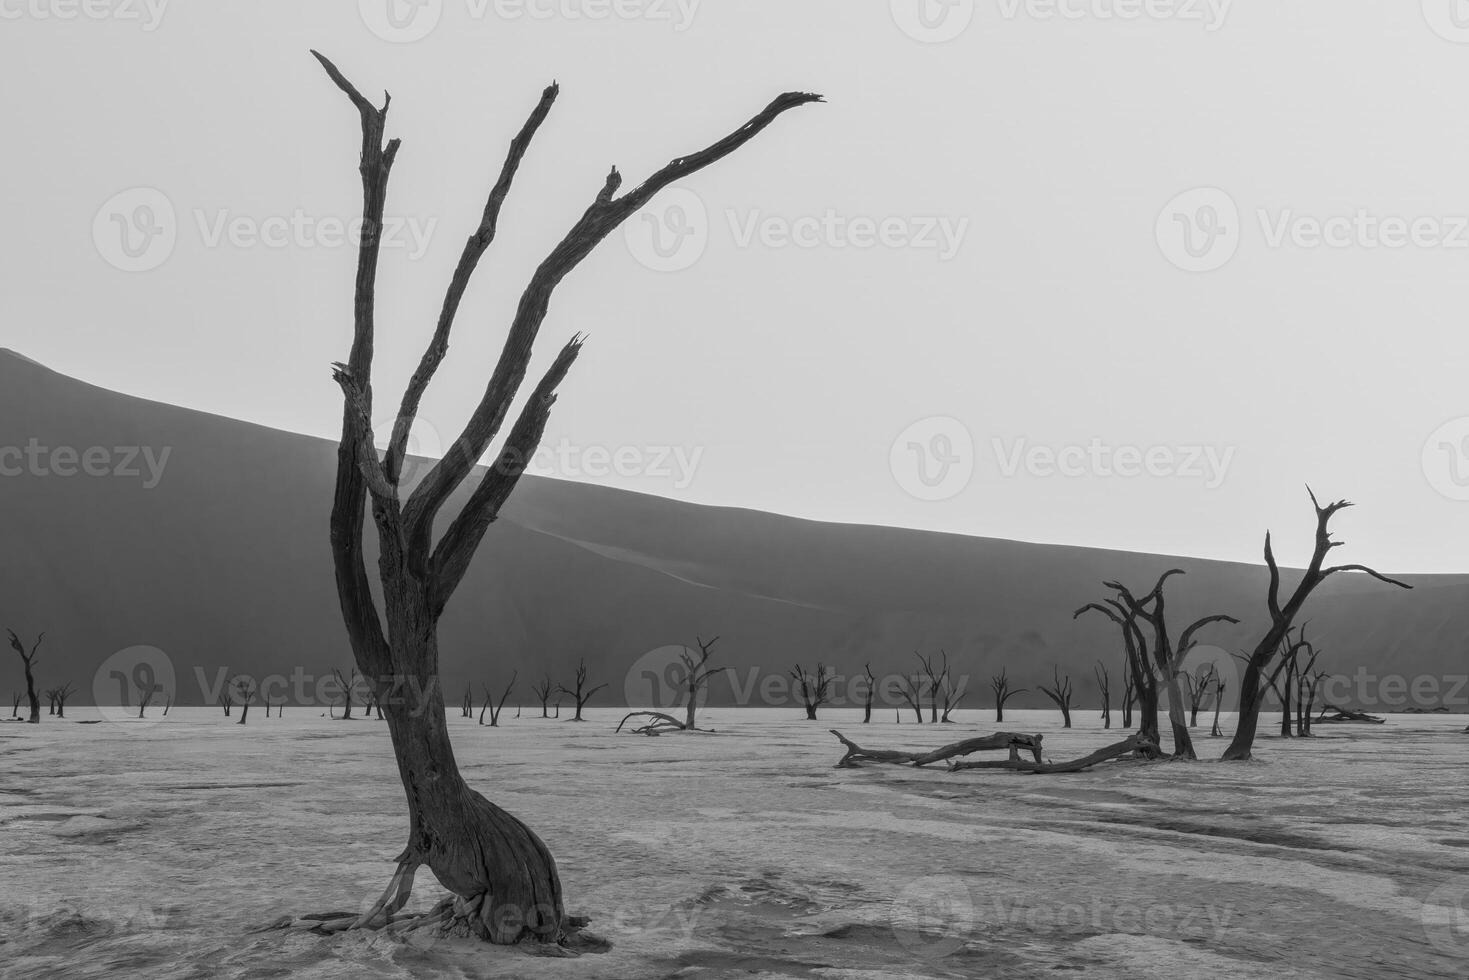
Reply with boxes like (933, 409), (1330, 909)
(1094, 661), (1111, 729)
(1182, 665), (1218, 728)
(6, 630), (42, 724)
(916, 652), (945, 723)
(44, 687), (56, 716)
(461, 687), (474, 719)
(480, 673), (516, 728)
(1103, 571), (1237, 760)
(140, 685), (156, 719)
(331, 667), (357, 720)
(932, 651), (965, 722)
(991, 668), (1024, 723)
(530, 674), (553, 718)
(1075, 601), (1158, 746)
(618, 638), (730, 736)
(218, 690), (233, 717)
(950, 732), (1155, 774)
(830, 729), (1044, 768)
(1210, 679), (1227, 737)
(1224, 491), (1409, 761)
(284, 50), (818, 948)
(233, 676), (258, 726)
(163, 691), (172, 716)
(1299, 664), (1327, 736)
(52, 682), (73, 718)
(1038, 665), (1074, 728)
(11, 691), (23, 718)
(557, 659), (606, 722)
(862, 663), (875, 723)
(898, 670), (925, 723)
(790, 663), (832, 720)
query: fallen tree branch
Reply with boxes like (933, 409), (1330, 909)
(1315, 704), (1385, 725)
(949, 732), (1154, 774)
(829, 729), (1043, 768)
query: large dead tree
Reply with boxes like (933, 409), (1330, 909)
(790, 663), (832, 720)
(830, 728), (1044, 768)
(1103, 571), (1237, 760)
(1223, 491), (1410, 761)
(557, 659), (606, 722)
(1075, 600), (1158, 746)
(6, 631), (42, 724)
(990, 667), (1024, 723)
(289, 51), (818, 948)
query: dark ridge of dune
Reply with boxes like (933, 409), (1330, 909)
(0, 348), (1463, 709)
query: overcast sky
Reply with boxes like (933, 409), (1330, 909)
(4, 1), (1469, 571)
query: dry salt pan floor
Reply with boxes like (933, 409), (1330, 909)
(2, 707), (1467, 979)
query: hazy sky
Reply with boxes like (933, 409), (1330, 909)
(4, 1), (1469, 571)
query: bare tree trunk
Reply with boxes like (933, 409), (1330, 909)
(6, 631), (43, 724)
(296, 50), (818, 948)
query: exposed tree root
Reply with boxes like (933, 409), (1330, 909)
(829, 729), (1044, 768)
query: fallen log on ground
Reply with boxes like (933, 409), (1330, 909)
(616, 711), (711, 736)
(949, 732), (1154, 774)
(1315, 704), (1385, 725)
(829, 729), (1044, 768)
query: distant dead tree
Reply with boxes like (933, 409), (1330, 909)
(862, 663), (876, 723)
(1298, 660), (1327, 736)
(233, 676), (258, 726)
(55, 682), (74, 717)
(916, 652), (945, 723)
(1075, 600), (1158, 746)
(618, 638), (727, 735)
(1102, 571), (1237, 760)
(11, 691), (22, 718)
(1210, 678), (1227, 737)
(991, 668), (1024, 723)
(558, 659), (606, 722)
(531, 674), (553, 718)
(1094, 661), (1111, 729)
(364, 683), (383, 719)
(480, 672), (516, 728)
(163, 690), (172, 716)
(218, 689), (233, 717)
(6, 630), (42, 724)
(44, 687), (56, 716)
(285, 49), (820, 947)
(1038, 665), (1075, 728)
(1182, 665), (1219, 728)
(790, 663), (832, 720)
(1225, 491), (1409, 761)
(461, 688), (474, 719)
(331, 667), (358, 720)
(897, 670), (925, 723)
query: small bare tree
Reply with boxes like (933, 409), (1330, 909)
(1095, 661), (1111, 729)
(1038, 665), (1075, 728)
(11, 691), (23, 718)
(915, 652), (945, 723)
(558, 659), (606, 722)
(1120, 655), (1135, 729)
(1182, 664), (1219, 728)
(936, 653), (966, 723)
(897, 670), (925, 723)
(790, 663), (832, 720)
(480, 672), (516, 728)
(991, 668), (1024, 723)
(1210, 678), (1228, 737)
(531, 674), (553, 718)
(6, 630), (42, 724)
(862, 663), (876, 724)
(331, 667), (357, 720)
(233, 676), (258, 726)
